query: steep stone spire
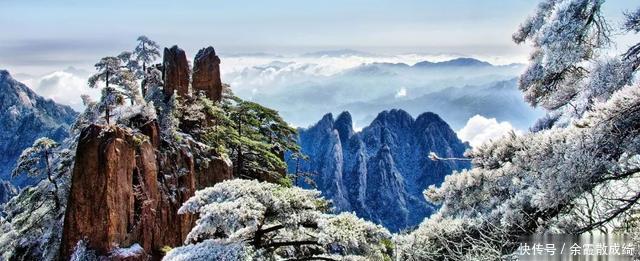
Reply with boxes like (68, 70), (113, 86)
(192, 46), (222, 102)
(162, 45), (190, 98)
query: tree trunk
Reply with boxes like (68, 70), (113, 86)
(295, 158), (301, 186)
(44, 150), (60, 210)
(141, 42), (147, 97)
(235, 117), (243, 177)
(106, 71), (110, 124)
(142, 61), (147, 97)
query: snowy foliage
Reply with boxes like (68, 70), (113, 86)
(397, 1), (640, 259)
(0, 138), (76, 260)
(146, 83), (180, 140)
(143, 66), (163, 90)
(88, 56), (122, 89)
(134, 36), (161, 70)
(113, 70), (143, 105)
(88, 56), (132, 124)
(12, 138), (59, 178)
(164, 239), (254, 261)
(514, 0), (610, 121)
(624, 7), (640, 33)
(167, 179), (392, 260)
(118, 51), (142, 78)
(87, 38), (161, 125)
(114, 103), (158, 126)
(178, 89), (301, 182)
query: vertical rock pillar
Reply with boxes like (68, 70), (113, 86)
(192, 47), (222, 102)
(162, 46), (190, 98)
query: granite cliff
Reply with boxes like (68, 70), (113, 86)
(294, 110), (470, 231)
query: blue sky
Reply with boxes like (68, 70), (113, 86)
(0, 0), (634, 74)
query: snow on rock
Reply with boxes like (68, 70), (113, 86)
(0, 70), (77, 190)
(294, 109), (470, 231)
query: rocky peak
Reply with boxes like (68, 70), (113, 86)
(413, 112), (451, 133)
(0, 70), (77, 189)
(295, 110), (470, 231)
(334, 111), (354, 145)
(315, 113), (335, 132)
(60, 122), (233, 259)
(162, 45), (190, 98)
(0, 70), (10, 81)
(192, 46), (222, 101)
(192, 46), (223, 102)
(369, 109), (414, 129)
(414, 112), (445, 126)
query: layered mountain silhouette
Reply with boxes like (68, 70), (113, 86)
(293, 109), (470, 231)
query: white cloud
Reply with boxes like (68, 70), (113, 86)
(457, 115), (521, 147)
(15, 69), (99, 111)
(395, 87), (407, 98)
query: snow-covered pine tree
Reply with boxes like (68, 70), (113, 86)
(0, 139), (76, 261)
(397, 1), (640, 260)
(134, 36), (161, 96)
(12, 138), (61, 210)
(164, 179), (393, 260)
(88, 56), (125, 124)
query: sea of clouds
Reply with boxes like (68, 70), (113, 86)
(10, 50), (539, 148)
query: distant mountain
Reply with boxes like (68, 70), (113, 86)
(341, 79), (543, 130)
(222, 52), (283, 58)
(413, 57), (493, 68)
(293, 110), (470, 231)
(0, 70), (77, 189)
(233, 56), (531, 130)
(302, 49), (375, 57)
(342, 58), (518, 78)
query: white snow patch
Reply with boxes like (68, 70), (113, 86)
(111, 243), (144, 258)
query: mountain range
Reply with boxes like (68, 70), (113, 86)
(223, 56), (539, 130)
(342, 78), (543, 130)
(0, 70), (77, 192)
(292, 110), (470, 231)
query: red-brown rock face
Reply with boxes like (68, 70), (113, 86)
(60, 122), (233, 259)
(162, 46), (190, 98)
(192, 47), (223, 102)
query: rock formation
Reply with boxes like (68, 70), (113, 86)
(0, 179), (17, 208)
(162, 46), (190, 98)
(294, 110), (470, 232)
(57, 45), (237, 259)
(192, 47), (223, 102)
(60, 122), (233, 259)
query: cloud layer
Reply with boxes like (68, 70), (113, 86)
(457, 115), (521, 148)
(15, 68), (100, 111)
(6, 52), (540, 133)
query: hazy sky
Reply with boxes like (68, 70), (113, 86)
(0, 0), (634, 75)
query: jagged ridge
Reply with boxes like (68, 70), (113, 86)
(294, 109), (470, 231)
